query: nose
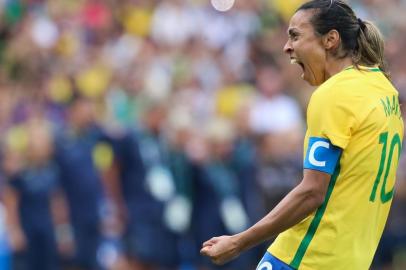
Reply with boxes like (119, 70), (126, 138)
(283, 40), (293, 55)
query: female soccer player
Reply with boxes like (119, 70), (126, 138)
(200, 1), (404, 269)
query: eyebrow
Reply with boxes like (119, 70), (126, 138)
(287, 28), (299, 36)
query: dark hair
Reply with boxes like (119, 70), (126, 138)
(297, 0), (389, 78)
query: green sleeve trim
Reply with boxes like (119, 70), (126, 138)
(290, 163), (341, 269)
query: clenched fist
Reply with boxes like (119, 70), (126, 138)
(200, 235), (242, 265)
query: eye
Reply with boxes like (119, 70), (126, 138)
(287, 28), (300, 42)
(288, 31), (299, 41)
(290, 33), (299, 41)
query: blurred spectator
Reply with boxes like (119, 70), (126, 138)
(116, 101), (180, 270)
(2, 118), (60, 270)
(248, 64), (303, 210)
(54, 93), (114, 270)
(193, 118), (258, 270)
(249, 64), (303, 136)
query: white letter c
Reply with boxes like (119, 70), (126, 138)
(309, 141), (329, 167)
(257, 261), (273, 270)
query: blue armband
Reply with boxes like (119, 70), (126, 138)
(304, 137), (342, 175)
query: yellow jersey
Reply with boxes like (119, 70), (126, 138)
(268, 66), (404, 269)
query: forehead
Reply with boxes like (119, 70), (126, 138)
(287, 10), (315, 33)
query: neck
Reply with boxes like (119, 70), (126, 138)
(324, 57), (353, 81)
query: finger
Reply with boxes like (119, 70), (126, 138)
(200, 246), (212, 256)
(202, 241), (213, 248)
(202, 237), (218, 247)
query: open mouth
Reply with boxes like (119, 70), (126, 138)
(290, 58), (305, 70)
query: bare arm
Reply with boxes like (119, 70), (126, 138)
(2, 151), (26, 251)
(51, 189), (76, 256)
(3, 185), (26, 251)
(201, 169), (331, 265)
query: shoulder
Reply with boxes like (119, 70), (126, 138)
(306, 73), (364, 132)
(310, 70), (372, 111)
(314, 70), (357, 96)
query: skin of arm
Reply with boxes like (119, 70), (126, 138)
(3, 186), (26, 251)
(200, 169), (331, 265)
(2, 151), (27, 251)
(51, 189), (76, 256)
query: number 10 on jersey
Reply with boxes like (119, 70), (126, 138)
(370, 132), (402, 203)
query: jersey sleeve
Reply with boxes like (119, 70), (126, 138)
(307, 86), (360, 150)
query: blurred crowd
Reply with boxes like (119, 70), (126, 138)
(0, 0), (405, 269)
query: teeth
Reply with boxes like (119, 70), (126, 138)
(290, 58), (299, 64)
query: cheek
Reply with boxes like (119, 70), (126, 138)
(314, 45), (326, 60)
(304, 46), (326, 72)
(309, 39), (325, 59)
(298, 36), (324, 57)
(303, 43), (322, 58)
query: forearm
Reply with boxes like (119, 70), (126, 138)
(236, 182), (324, 252)
(3, 187), (20, 229)
(200, 170), (330, 265)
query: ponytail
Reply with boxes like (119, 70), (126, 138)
(353, 20), (390, 79)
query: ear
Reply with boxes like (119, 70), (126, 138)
(323, 29), (340, 50)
